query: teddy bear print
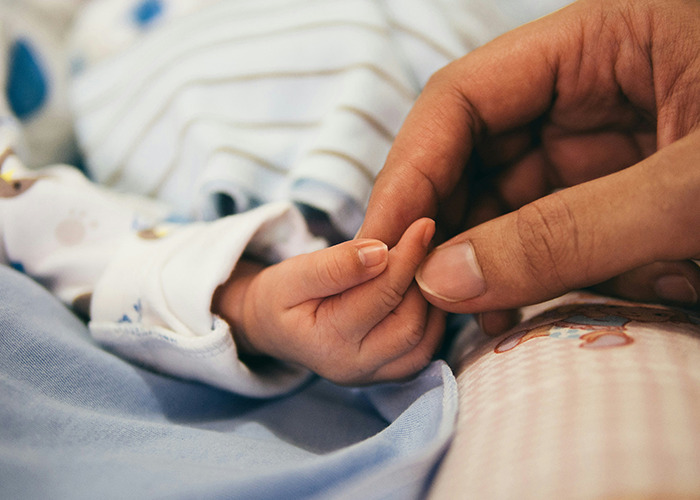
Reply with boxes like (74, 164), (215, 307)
(495, 303), (694, 353)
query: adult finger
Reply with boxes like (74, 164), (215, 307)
(593, 260), (700, 307)
(357, 5), (572, 245)
(477, 258), (700, 337)
(415, 130), (700, 314)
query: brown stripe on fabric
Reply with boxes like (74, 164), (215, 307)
(111, 101), (397, 192)
(305, 148), (376, 183)
(145, 116), (319, 195)
(337, 105), (396, 142)
(209, 145), (287, 174)
(429, 1), (490, 53)
(95, 63), (415, 186)
(76, 19), (393, 114)
(388, 20), (460, 61)
(74, 0), (341, 105)
(143, 107), (392, 196)
(104, 140), (288, 189)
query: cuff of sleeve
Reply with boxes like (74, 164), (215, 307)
(90, 202), (324, 397)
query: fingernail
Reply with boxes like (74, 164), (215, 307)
(654, 275), (698, 305)
(416, 241), (486, 302)
(357, 241), (388, 268)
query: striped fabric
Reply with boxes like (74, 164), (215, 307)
(68, 0), (511, 236)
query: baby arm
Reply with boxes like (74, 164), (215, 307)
(212, 218), (445, 385)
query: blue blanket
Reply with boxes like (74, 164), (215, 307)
(0, 265), (457, 499)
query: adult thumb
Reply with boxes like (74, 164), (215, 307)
(415, 131), (700, 314)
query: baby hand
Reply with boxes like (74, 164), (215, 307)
(214, 218), (444, 385)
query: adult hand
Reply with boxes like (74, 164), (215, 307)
(358, 0), (700, 333)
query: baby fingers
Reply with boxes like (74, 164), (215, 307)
(311, 284), (444, 385)
(272, 238), (390, 307)
(369, 301), (446, 383)
(315, 218), (435, 344)
(356, 284), (446, 384)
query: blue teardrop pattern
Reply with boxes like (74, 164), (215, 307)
(132, 0), (164, 28)
(6, 38), (48, 121)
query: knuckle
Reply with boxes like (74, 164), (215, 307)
(400, 320), (425, 350)
(324, 309), (350, 343)
(313, 252), (347, 291)
(376, 282), (405, 310)
(515, 196), (585, 294)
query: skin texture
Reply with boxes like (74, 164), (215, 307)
(212, 218), (445, 385)
(358, 0), (700, 333)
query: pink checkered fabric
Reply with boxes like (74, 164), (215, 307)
(431, 294), (700, 499)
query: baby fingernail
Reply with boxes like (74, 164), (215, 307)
(416, 241), (486, 302)
(358, 241), (388, 268)
(654, 275), (698, 305)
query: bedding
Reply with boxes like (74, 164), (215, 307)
(430, 294), (700, 499)
(0, 265), (458, 499)
(10, 2), (697, 499)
